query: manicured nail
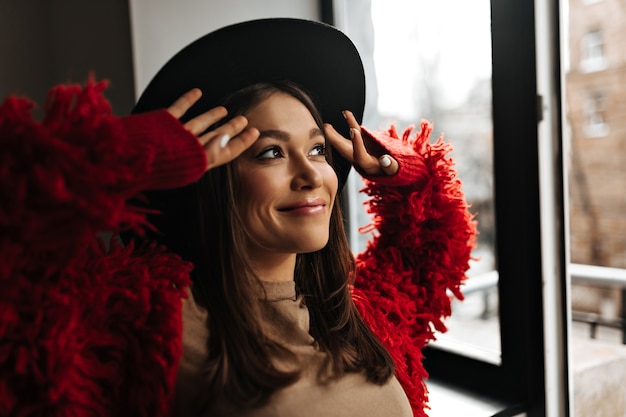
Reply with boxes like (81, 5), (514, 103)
(220, 134), (231, 148)
(380, 155), (392, 168)
(350, 128), (356, 139)
(342, 111), (348, 119)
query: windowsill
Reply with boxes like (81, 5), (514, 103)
(570, 322), (626, 416)
(425, 321), (626, 417)
(427, 377), (524, 417)
(580, 60), (607, 73)
(583, 125), (609, 138)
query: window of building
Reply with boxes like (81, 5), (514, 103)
(583, 91), (609, 137)
(581, 30), (607, 72)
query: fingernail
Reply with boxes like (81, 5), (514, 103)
(350, 128), (356, 139)
(342, 111), (348, 119)
(220, 134), (231, 148)
(380, 155), (392, 168)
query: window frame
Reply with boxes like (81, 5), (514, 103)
(424, 0), (548, 408)
(321, 0), (570, 415)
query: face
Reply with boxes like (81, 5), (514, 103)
(234, 92), (338, 260)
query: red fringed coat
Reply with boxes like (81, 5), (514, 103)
(0, 81), (476, 417)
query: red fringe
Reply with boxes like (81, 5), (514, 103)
(0, 239), (191, 417)
(0, 81), (190, 417)
(0, 79), (154, 260)
(1, 80), (475, 416)
(353, 121), (477, 417)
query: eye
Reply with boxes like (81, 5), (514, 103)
(309, 143), (326, 157)
(256, 146), (283, 160)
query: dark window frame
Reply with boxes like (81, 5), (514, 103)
(320, 0), (569, 415)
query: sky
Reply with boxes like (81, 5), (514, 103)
(370, 0), (493, 118)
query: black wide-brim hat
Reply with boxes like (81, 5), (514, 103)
(132, 18), (366, 188)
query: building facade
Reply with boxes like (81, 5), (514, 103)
(566, 0), (626, 313)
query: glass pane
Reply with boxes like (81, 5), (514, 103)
(564, 0), (626, 414)
(336, 0), (500, 363)
(565, 0), (626, 337)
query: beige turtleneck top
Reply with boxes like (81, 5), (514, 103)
(174, 280), (412, 417)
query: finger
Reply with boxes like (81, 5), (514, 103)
(342, 111), (378, 168)
(205, 127), (260, 170)
(379, 154), (399, 176)
(221, 127), (260, 160)
(349, 126), (370, 163)
(342, 110), (360, 129)
(184, 106), (227, 136)
(324, 123), (355, 163)
(198, 115), (250, 147)
(167, 88), (202, 119)
(349, 126), (380, 173)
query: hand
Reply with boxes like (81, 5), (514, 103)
(325, 110), (398, 176)
(167, 88), (259, 170)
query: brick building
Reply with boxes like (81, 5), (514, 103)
(566, 0), (626, 313)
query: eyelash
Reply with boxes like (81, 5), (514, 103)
(256, 143), (326, 160)
(310, 143), (326, 156)
(257, 146), (283, 160)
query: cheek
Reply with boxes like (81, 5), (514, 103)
(234, 167), (282, 218)
(237, 179), (264, 219)
(235, 185), (267, 237)
(322, 164), (339, 200)
(234, 165), (259, 219)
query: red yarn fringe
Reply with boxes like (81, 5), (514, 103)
(0, 79), (155, 259)
(353, 121), (477, 417)
(0, 80), (190, 417)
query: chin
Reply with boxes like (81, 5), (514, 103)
(297, 238), (330, 254)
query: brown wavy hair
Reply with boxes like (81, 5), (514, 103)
(145, 81), (394, 409)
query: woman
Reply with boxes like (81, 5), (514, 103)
(157, 81), (411, 416)
(0, 18), (474, 417)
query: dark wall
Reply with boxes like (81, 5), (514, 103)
(0, 0), (135, 116)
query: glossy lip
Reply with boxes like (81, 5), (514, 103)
(277, 197), (327, 215)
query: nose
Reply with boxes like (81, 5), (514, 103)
(290, 157), (323, 190)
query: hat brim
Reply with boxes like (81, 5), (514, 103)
(132, 18), (365, 188)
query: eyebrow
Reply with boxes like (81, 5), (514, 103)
(258, 127), (324, 141)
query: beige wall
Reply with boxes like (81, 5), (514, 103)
(129, 0), (319, 98)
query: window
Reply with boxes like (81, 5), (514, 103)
(583, 91), (608, 137)
(564, 1), (626, 415)
(328, 0), (556, 415)
(581, 30), (607, 72)
(337, 0), (499, 362)
(329, 0), (626, 415)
